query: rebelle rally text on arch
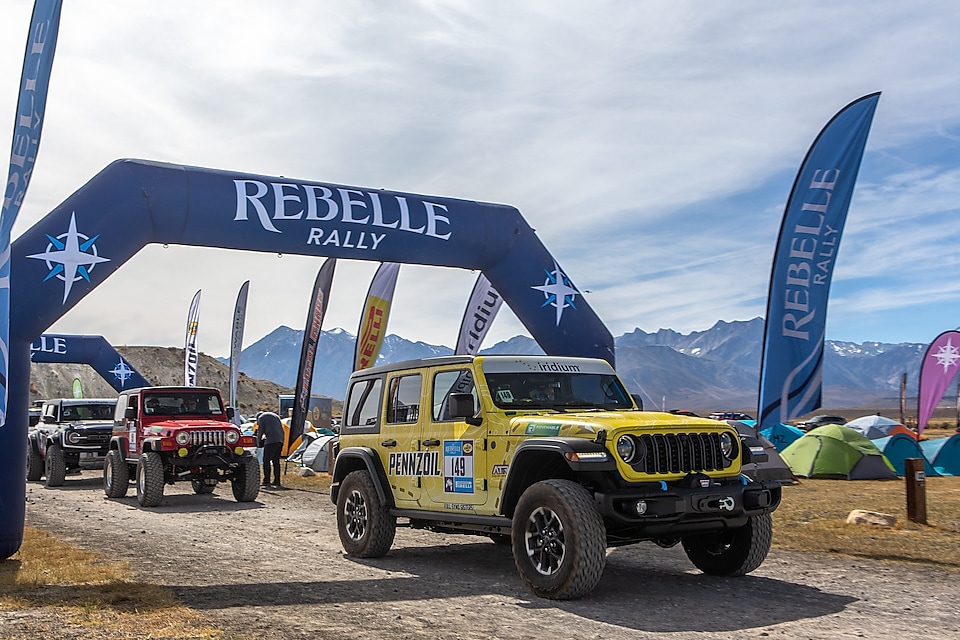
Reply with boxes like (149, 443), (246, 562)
(233, 179), (453, 249)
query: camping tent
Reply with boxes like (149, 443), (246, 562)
(780, 424), (897, 480)
(728, 421), (795, 484)
(287, 434), (338, 473)
(760, 423), (805, 452)
(872, 434), (938, 477)
(919, 435), (960, 477)
(846, 415), (914, 440)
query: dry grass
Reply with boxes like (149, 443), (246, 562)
(0, 527), (225, 639)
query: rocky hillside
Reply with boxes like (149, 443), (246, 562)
(28, 346), (333, 417)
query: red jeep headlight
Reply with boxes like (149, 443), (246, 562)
(175, 431), (190, 446)
(225, 430), (240, 445)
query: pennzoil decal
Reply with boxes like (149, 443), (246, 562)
(388, 451), (441, 477)
(524, 422), (561, 436)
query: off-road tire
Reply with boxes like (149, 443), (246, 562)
(136, 451), (165, 507)
(681, 512), (773, 576)
(26, 445), (44, 481)
(512, 479), (607, 600)
(103, 449), (129, 498)
(44, 443), (66, 487)
(192, 479), (218, 494)
(231, 457), (260, 502)
(336, 469), (396, 558)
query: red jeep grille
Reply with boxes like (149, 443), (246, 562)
(190, 430), (226, 447)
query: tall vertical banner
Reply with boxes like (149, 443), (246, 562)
(0, 0), (63, 429)
(455, 273), (503, 355)
(183, 289), (201, 387)
(228, 280), (249, 425)
(917, 330), (960, 438)
(354, 262), (400, 370)
(757, 93), (880, 430)
(291, 258), (336, 447)
(900, 372), (907, 426)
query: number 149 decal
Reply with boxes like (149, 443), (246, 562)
(443, 439), (474, 494)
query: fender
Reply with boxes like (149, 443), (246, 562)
(500, 437), (616, 517)
(330, 446), (392, 507)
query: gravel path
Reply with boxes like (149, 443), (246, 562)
(17, 471), (960, 640)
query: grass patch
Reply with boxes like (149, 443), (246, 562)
(774, 476), (960, 568)
(0, 527), (225, 639)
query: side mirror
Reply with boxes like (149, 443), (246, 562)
(124, 406), (137, 420)
(226, 407), (235, 419)
(448, 393), (475, 418)
(630, 393), (644, 411)
(42, 415), (56, 424)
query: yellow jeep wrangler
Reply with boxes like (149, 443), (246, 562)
(330, 355), (780, 599)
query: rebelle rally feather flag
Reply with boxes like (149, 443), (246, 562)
(917, 330), (960, 438)
(0, 0), (63, 428)
(228, 281), (249, 425)
(291, 259), (336, 447)
(184, 289), (201, 387)
(354, 262), (400, 370)
(757, 93), (880, 430)
(455, 273), (503, 355)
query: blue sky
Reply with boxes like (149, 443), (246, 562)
(3, 1), (960, 357)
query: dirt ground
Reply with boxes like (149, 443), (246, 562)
(13, 470), (960, 640)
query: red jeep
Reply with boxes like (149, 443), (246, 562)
(104, 386), (259, 507)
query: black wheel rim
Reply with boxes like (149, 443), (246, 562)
(344, 489), (368, 542)
(524, 506), (566, 576)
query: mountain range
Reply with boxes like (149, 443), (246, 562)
(222, 317), (934, 412)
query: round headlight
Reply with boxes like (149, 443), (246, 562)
(225, 429), (240, 445)
(175, 431), (190, 446)
(720, 432), (739, 460)
(617, 435), (636, 463)
(65, 431), (80, 444)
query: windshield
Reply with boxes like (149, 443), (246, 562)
(142, 393), (223, 417)
(61, 403), (116, 421)
(484, 372), (633, 410)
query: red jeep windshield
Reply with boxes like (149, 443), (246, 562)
(142, 393), (223, 417)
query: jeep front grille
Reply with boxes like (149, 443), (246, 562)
(633, 432), (725, 474)
(190, 430), (225, 447)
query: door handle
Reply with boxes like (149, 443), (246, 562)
(381, 439), (397, 447)
(422, 439), (441, 447)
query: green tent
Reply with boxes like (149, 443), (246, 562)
(780, 424), (897, 480)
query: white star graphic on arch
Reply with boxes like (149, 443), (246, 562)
(531, 260), (579, 326)
(27, 212), (110, 303)
(932, 337), (960, 373)
(111, 359), (134, 386)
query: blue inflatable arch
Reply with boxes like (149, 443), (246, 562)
(0, 158), (614, 558)
(31, 334), (151, 392)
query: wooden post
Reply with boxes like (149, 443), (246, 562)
(905, 458), (927, 524)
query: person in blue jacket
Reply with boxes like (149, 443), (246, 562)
(256, 411), (285, 488)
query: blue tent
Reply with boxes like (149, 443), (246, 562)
(760, 423), (805, 452)
(919, 435), (960, 477)
(872, 434), (937, 477)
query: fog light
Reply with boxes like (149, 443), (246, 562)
(178, 447), (188, 457)
(634, 500), (648, 516)
(234, 446), (244, 455)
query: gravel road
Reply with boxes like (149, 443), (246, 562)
(17, 470), (960, 640)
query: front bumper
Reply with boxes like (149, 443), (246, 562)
(594, 474), (781, 538)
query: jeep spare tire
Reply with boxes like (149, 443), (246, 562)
(26, 445), (44, 482)
(512, 479), (607, 600)
(136, 451), (164, 507)
(336, 469), (396, 558)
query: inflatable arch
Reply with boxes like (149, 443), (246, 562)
(0, 158), (614, 558)
(30, 334), (151, 392)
